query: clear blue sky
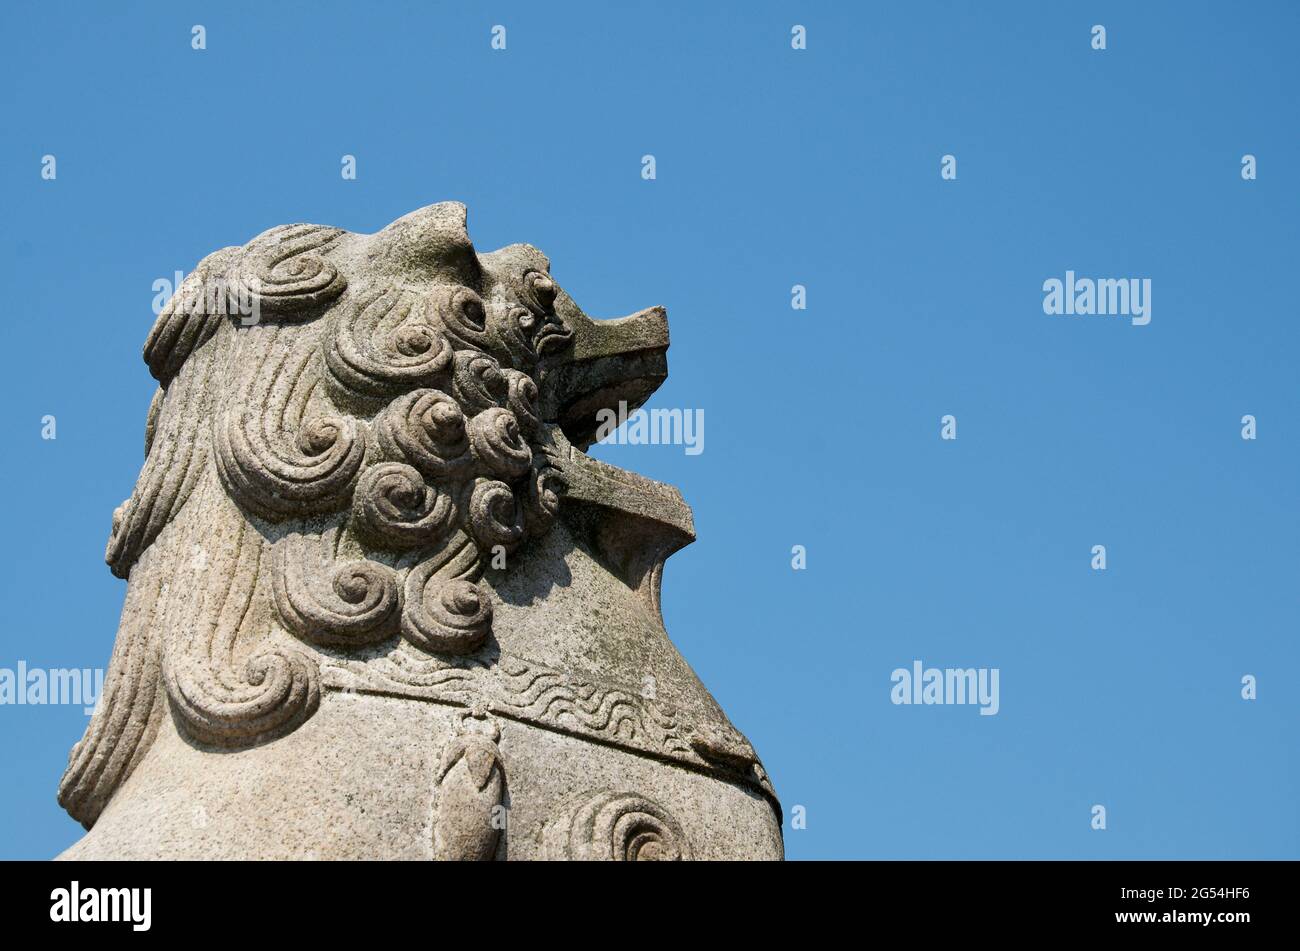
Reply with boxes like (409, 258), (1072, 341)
(1, 1), (1297, 860)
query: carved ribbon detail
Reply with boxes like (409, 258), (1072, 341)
(432, 711), (506, 861)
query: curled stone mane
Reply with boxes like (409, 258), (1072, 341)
(57, 202), (781, 861)
(63, 205), (571, 821)
(220, 268), (569, 658)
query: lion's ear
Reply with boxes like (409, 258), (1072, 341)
(365, 201), (481, 287)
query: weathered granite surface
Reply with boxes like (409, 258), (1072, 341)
(57, 203), (782, 860)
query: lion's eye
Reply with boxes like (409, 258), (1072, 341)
(460, 296), (486, 331)
(518, 312), (536, 331)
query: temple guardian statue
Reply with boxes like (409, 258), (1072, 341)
(57, 203), (782, 861)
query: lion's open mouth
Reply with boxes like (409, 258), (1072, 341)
(540, 306), (669, 451)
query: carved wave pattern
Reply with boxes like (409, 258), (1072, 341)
(325, 649), (702, 768)
(321, 645), (779, 812)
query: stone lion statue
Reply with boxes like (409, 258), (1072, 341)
(57, 202), (782, 860)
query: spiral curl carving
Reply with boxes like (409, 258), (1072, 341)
(426, 284), (492, 353)
(374, 388), (473, 480)
(228, 224), (347, 319)
(450, 350), (509, 415)
(486, 301), (542, 370)
(325, 287), (453, 405)
(270, 530), (401, 647)
(213, 274), (573, 664)
(215, 408), (367, 521)
(543, 791), (692, 861)
(467, 478), (527, 552)
(350, 462), (459, 551)
(503, 369), (541, 435)
(401, 551), (494, 655)
(523, 461), (565, 538)
(466, 407), (532, 480)
(164, 646), (321, 747)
